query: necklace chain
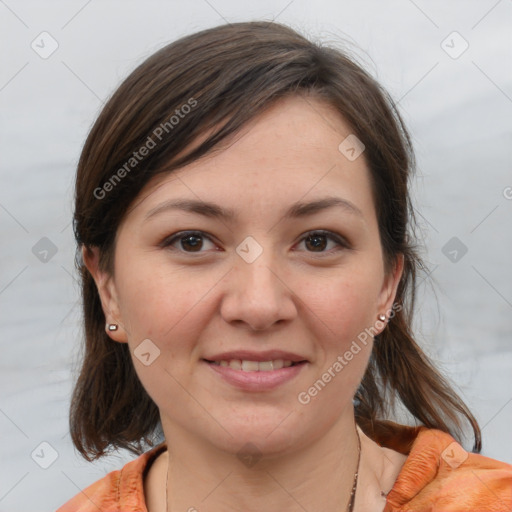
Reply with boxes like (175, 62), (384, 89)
(346, 425), (361, 512)
(165, 426), (361, 512)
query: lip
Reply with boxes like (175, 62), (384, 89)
(203, 359), (308, 391)
(203, 350), (308, 363)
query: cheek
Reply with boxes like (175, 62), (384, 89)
(301, 276), (378, 398)
(115, 264), (217, 410)
(116, 261), (217, 350)
(302, 268), (381, 345)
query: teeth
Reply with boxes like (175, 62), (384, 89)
(258, 361), (274, 371)
(273, 359), (284, 370)
(241, 360), (260, 371)
(212, 359), (296, 371)
(229, 360), (241, 370)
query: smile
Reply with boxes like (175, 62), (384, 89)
(207, 359), (297, 371)
(203, 359), (308, 391)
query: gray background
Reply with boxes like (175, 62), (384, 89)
(0, 1), (511, 510)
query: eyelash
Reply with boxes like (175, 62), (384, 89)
(160, 230), (350, 257)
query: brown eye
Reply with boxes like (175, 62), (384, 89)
(296, 231), (348, 255)
(161, 231), (217, 253)
(304, 233), (328, 252)
(179, 233), (204, 252)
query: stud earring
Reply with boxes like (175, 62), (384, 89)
(378, 314), (386, 322)
(107, 323), (118, 331)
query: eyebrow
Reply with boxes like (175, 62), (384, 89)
(143, 196), (364, 223)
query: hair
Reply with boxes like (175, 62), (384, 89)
(70, 20), (481, 461)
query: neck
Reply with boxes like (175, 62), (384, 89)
(162, 411), (362, 512)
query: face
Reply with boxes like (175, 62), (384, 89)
(85, 95), (403, 457)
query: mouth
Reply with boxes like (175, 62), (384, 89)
(202, 358), (307, 372)
(202, 357), (308, 391)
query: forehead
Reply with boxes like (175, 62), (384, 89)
(125, 95), (376, 225)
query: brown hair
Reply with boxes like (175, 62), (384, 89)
(70, 20), (481, 461)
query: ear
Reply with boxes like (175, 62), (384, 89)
(375, 253), (404, 333)
(81, 245), (128, 343)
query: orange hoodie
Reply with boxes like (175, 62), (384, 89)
(57, 423), (512, 511)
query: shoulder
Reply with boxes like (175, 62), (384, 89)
(384, 425), (512, 511)
(56, 442), (168, 512)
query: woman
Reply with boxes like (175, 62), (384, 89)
(57, 21), (512, 512)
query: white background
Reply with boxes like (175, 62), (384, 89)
(0, 1), (511, 510)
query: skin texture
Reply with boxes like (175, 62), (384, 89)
(83, 95), (406, 512)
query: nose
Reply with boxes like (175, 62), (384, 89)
(220, 248), (297, 331)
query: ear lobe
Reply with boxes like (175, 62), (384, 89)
(81, 245), (128, 343)
(377, 253), (404, 319)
